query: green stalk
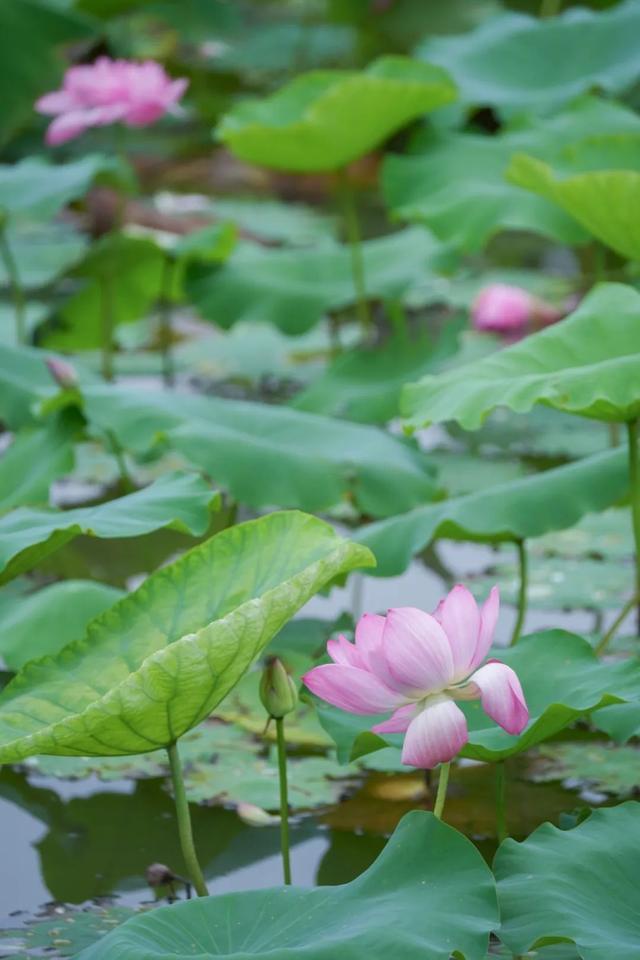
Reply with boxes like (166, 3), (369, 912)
(627, 419), (640, 635)
(495, 762), (508, 844)
(433, 761), (450, 820)
(0, 224), (26, 345)
(166, 741), (208, 898)
(275, 717), (292, 885)
(510, 539), (528, 645)
(159, 254), (176, 388)
(595, 592), (638, 655)
(540, 0), (562, 16)
(99, 271), (115, 382)
(338, 168), (371, 336)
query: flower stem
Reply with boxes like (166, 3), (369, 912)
(627, 419), (640, 635)
(166, 741), (208, 898)
(495, 761), (508, 844)
(338, 168), (371, 337)
(540, 0), (562, 16)
(510, 539), (528, 645)
(433, 761), (450, 820)
(99, 270), (115, 382)
(159, 254), (175, 388)
(0, 224), (26, 345)
(596, 592), (638, 655)
(275, 716), (292, 885)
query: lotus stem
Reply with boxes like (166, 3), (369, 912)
(433, 761), (450, 820)
(510, 539), (528, 645)
(595, 592), (638, 655)
(495, 761), (508, 844)
(338, 168), (372, 337)
(166, 741), (209, 898)
(106, 429), (134, 493)
(99, 271), (115, 382)
(159, 254), (176, 388)
(275, 716), (292, 885)
(0, 223), (26, 345)
(608, 423), (621, 448)
(539, 0), (562, 16)
(626, 419), (640, 635)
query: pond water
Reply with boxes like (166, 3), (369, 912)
(0, 540), (610, 927)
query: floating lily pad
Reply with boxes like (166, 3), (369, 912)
(495, 802), (640, 960)
(531, 509), (633, 561)
(216, 57), (456, 172)
(528, 742), (640, 798)
(0, 903), (139, 959)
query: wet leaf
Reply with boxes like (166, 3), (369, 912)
(495, 802), (640, 960)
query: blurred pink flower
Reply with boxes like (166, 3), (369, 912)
(36, 57), (188, 146)
(472, 283), (561, 337)
(303, 585), (528, 769)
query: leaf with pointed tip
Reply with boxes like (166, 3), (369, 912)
(81, 384), (439, 517)
(76, 811), (498, 960)
(416, 4), (640, 110)
(184, 227), (451, 335)
(316, 631), (640, 764)
(355, 448), (628, 577)
(403, 283), (640, 430)
(0, 511), (373, 762)
(216, 56), (457, 172)
(495, 803), (640, 960)
(0, 579), (124, 671)
(0, 472), (220, 584)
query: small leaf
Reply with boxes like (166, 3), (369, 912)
(76, 811), (498, 960)
(0, 472), (220, 584)
(495, 802), (640, 960)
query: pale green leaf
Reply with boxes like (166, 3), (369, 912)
(0, 415), (76, 513)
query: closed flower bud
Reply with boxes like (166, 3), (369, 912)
(45, 355), (78, 389)
(259, 657), (298, 719)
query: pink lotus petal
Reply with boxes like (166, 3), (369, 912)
(471, 586), (500, 671)
(45, 110), (94, 145)
(354, 613), (385, 667)
(35, 91), (76, 115)
(302, 664), (406, 715)
(401, 697), (468, 768)
(372, 702), (418, 734)
(439, 584), (481, 681)
(472, 284), (533, 334)
(467, 660), (529, 735)
(326, 634), (366, 669)
(382, 607), (454, 696)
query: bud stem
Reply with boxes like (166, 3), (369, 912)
(433, 761), (450, 821)
(275, 716), (292, 885)
(166, 740), (208, 898)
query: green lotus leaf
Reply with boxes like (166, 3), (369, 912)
(0, 414), (76, 513)
(216, 56), (457, 172)
(292, 325), (461, 423)
(0, 155), (132, 220)
(0, 511), (372, 761)
(494, 802), (640, 960)
(76, 811), (498, 960)
(416, 3), (640, 110)
(0, 220), (87, 291)
(529, 741), (640, 799)
(316, 631), (640, 764)
(0, 344), (98, 429)
(0, 472), (220, 584)
(507, 150), (640, 260)
(0, 579), (124, 671)
(403, 283), (640, 430)
(184, 227), (450, 335)
(80, 384), (439, 517)
(355, 448), (628, 577)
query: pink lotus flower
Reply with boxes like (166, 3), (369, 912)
(472, 283), (561, 337)
(36, 57), (188, 146)
(303, 585), (528, 769)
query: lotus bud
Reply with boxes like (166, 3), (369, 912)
(45, 355), (78, 389)
(236, 803), (280, 827)
(471, 283), (562, 338)
(259, 657), (298, 719)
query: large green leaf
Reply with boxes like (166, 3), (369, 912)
(416, 3), (640, 110)
(184, 227), (450, 335)
(0, 511), (372, 761)
(0, 155), (130, 220)
(0, 472), (220, 584)
(77, 811), (497, 960)
(403, 283), (640, 430)
(355, 448), (628, 577)
(317, 631), (640, 764)
(508, 149), (640, 261)
(0, 220), (87, 291)
(495, 803), (640, 960)
(0, 579), (124, 671)
(81, 384), (439, 517)
(216, 56), (456, 172)
(0, 414), (76, 513)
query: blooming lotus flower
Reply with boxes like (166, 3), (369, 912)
(36, 57), (188, 146)
(472, 283), (560, 337)
(303, 585), (528, 769)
